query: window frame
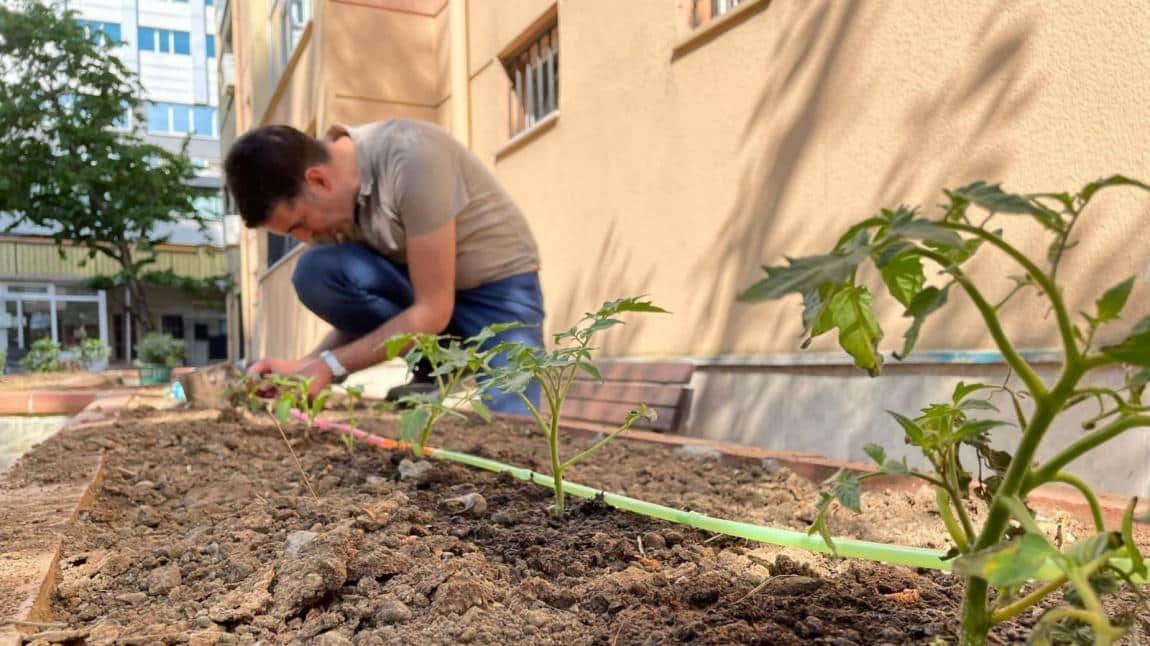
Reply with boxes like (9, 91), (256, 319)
(498, 5), (559, 141)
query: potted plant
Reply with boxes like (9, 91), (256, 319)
(21, 338), (61, 373)
(134, 332), (185, 385)
(75, 338), (111, 373)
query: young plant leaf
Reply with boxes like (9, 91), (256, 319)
(879, 252), (926, 307)
(897, 285), (949, 359)
(1062, 531), (1123, 567)
(829, 470), (862, 514)
(470, 398), (492, 423)
(947, 181), (1062, 231)
(1079, 175), (1150, 205)
(863, 443), (886, 465)
(273, 395), (293, 423)
(888, 220), (964, 249)
(954, 533), (1061, 586)
(953, 419), (1012, 443)
(381, 333), (416, 361)
(826, 285), (884, 376)
(952, 381), (992, 404)
(958, 398), (999, 412)
(888, 410), (926, 447)
(400, 408), (431, 448)
(1094, 277), (1136, 325)
(737, 249), (869, 302)
(1101, 317), (1150, 368)
(809, 492), (838, 554)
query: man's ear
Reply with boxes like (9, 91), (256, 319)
(303, 165), (333, 194)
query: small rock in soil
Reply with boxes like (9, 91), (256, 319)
(524, 608), (550, 627)
(114, 592), (147, 605)
(439, 492), (487, 517)
(135, 504), (162, 527)
(676, 445), (723, 461)
(760, 458), (781, 474)
(376, 597), (412, 624)
(661, 529), (685, 545)
(433, 572), (495, 615)
(398, 459), (434, 483)
(312, 630), (353, 645)
(641, 531), (666, 550)
(22, 629), (89, 643)
(767, 575), (823, 596)
(284, 530), (318, 555)
(147, 563), (181, 595)
(272, 527), (359, 618)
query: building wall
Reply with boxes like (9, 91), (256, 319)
(225, 1), (1150, 490)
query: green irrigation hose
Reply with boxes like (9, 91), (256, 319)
(307, 413), (1147, 582)
(431, 447), (952, 571)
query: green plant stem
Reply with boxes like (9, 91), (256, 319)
(989, 576), (1068, 624)
(1049, 472), (1106, 532)
(561, 414), (641, 471)
(1025, 415), (1150, 491)
(944, 448), (978, 543)
(942, 223), (1078, 365)
(1064, 569), (1122, 645)
(936, 487), (970, 552)
(549, 408), (564, 517)
(916, 249), (1046, 398)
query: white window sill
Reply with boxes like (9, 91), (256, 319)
(495, 111), (560, 162)
(672, 0), (772, 62)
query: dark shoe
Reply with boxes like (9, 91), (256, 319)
(385, 380), (438, 404)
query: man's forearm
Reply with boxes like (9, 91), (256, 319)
(303, 328), (355, 360)
(330, 303), (449, 374)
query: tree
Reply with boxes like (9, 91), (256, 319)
(0, 0), (215, 332)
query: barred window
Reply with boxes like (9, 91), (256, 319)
(502, 21), (558, 138)
(690, 0), (746, 28)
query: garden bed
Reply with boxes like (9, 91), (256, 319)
(14, 407), (1150, 644)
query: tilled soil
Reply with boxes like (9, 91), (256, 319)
(22, 408), (1149, 644)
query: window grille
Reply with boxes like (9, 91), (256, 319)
(690, 0), (745, 28)
(503, 22), (559, 137)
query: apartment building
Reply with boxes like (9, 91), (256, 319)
(219, 1), (1150, 493)
(0, 0), (238, 367)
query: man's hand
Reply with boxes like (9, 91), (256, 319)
(246, 357), (333, 398)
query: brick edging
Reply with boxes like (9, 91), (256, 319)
(0, 390), (99, 416)
(0, 394), (135, 644)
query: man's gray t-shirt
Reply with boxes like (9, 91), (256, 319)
(328, 120), (540, 290)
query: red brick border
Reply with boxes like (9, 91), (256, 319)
(0, 391), (98, 415)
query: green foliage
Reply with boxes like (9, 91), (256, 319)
(739, 177), (1150, 645)
(488, 297), (667, 517)
(21, 338), (61, 372)
(0, 2), (212, 332)
(71, 338), (110, 369)
(0, 350), (7, 375)
(380, 324), (523, 457)
(135, 332), (185, 367)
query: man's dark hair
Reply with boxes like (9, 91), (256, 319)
(224, 125), (330, 227)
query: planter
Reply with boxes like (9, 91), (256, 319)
(136, 363), (172, 385)
(33, 410), (1150, 644)
(84, 358), (109, 374)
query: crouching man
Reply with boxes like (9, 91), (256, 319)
(224, 120), (543, 414)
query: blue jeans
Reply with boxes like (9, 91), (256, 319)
(292, 244), (544, 415)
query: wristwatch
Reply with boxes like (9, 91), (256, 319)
(319, 350), (349, 381)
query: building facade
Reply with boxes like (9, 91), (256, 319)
(0, 0), (239, 367)
(220, 0), (1150, 493)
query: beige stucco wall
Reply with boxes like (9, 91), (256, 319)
(470, 0), (1150, 360)
(231, 0), (1150, 365)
